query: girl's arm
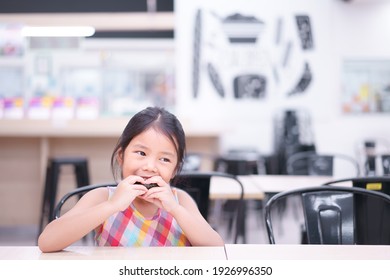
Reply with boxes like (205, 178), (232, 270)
(38, 188), (115, 252)
(38, 179), (148, 253)
(171, 189), (225, 246)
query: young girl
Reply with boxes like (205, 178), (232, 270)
(38, 107), (224, 252)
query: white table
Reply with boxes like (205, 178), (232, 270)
(210, 175), (333, 200)
(0, 246), (227, 260)
(224, 244), (390, 260)
(210, 176), (264, 200)
(3, 244), (388, 260)
(239, 175), (335, 194)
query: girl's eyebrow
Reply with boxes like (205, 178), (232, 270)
(161, 151), (176, 158)
(132, 143), (148, 150)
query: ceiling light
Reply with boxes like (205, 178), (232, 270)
(21, 26), (95, 37)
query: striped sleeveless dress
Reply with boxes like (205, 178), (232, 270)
(94, 187), (191, 246)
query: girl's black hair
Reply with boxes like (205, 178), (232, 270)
(111, 107), (186, 181)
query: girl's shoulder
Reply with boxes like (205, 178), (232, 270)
(172, 187), (186, 197)
(82, 186), (110, 202)
(174, 187), (198, 206)
(66, 186), (111, 212)
(88, 185), (111, 194)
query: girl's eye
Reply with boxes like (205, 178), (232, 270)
(161, 158), (171, 163)
(136, 151), (146, 156)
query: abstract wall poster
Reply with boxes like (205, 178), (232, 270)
(191, 9), (269, 101)
(175, 0), (332, 122)
(295, 15), (314, 50)
(176, 0), (329, 113)
(288, 62), (312, 96)
(192, 9), (202, 99)
(233, 74), (266, 99)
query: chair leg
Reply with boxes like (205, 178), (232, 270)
(234, 201), (247, 244)
(300, 224), (308, 244)
(82, 161), (90, 185)
(37, 165), (52, 242)
(48, 163), (60, 222)
(75, 162), (90, 186)
(74, 162), (90, 244)
(223, 200), (238, 240)
(75, 164), (84, 187)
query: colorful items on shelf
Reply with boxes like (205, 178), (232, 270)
(0, 96), (100, 120)
(2, 97), (24, 119)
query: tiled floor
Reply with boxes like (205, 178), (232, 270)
(0, 200), (297, 246)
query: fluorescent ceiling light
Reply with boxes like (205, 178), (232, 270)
(21, 26), (95, 37)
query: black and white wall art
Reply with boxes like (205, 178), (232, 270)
(175, 0), (333, 122)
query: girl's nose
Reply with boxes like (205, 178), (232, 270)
(142, 159), (157, 172)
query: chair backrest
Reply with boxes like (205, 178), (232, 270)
(286, 151), (360, 177)
(182, 153), (203, 172)
(182, 152), (218, 172)
(53, 183), (117, 220)
(172, 171), (244, 243)
(214, 149), (265, 175)
(172, 171), (244, 218)
(264, 185), (390, 244)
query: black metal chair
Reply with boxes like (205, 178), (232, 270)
(214, 150), (265, 243)
(172, 171), (244, 243)
(264, 185), (390, 244)
(286, 151), (360, 177)
(214, 149), (265, 175)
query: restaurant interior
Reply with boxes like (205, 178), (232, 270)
(1, 0), (390, 248)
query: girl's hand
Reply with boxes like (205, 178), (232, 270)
(141, 176), (178, 212)
(109, 175), (148, 212)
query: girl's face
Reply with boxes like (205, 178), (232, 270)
(119, 127), (178, 183)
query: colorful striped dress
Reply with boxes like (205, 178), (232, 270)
(94, 187), (191, 246)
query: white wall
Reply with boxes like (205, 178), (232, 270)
(175, 0), (390, 162)
(316, 0), (390, 157)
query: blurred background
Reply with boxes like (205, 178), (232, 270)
(1, 0), (390, 245)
